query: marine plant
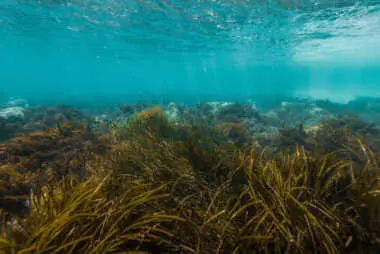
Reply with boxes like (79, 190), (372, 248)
(0, 122), (107, 214)
(314, 116), (380, 158)
(0, 118), (25, 142)
(277, 123), (314, 152)
(227, 145), (379, 253)
(216, 122), (252, 147)
(0, 106), (378, 253)
(216, 103), (261, 123)
(0, 173), (183, 253)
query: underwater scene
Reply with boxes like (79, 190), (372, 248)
(0, 0), (380, 253)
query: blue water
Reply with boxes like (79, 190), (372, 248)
(1, 0), (380, 104)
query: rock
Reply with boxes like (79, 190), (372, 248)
(262, 110), (279, 119)
(119, 104), (135, 115)
(279, 101), (307, 112)
(94, 114), (108, 123)
(304, 105), (331, 128)
(164, 102), (180, 123)
(248, 100), (257, 111)
(7, 98), (28, 108)
(309, 106), (323, 115)
(267, 100), (334, 129)
(205, 102), (234, 114)
(304, 124), (322, 135)
(0, 107), (25, 119)
(214, 103), (261, 123)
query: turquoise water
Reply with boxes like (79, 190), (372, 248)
(1, 0), (380, 104)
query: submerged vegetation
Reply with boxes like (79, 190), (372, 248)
(0, 122), (107, 215)
(0, 100), (379, 253)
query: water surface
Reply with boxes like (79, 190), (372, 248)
(1, 0), (379, 104)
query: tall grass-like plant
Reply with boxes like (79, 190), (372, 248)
(0, 107), (378, 253)
(217, 144), (379, 253)
(0, 172), (183, 253)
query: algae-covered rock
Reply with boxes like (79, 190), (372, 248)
(0, 107), (25, 120)
(119, 104), (135, 115)
(203, 101), (234, 115)
(216, 103), (261, 123)
(0, 122), (108, 214)
(0, 107), (26, 141)
(164, 102), (180, 123)
(262, 99), (335, 129)
(197, 101), (234, 121)
(6, 98), (28, 108)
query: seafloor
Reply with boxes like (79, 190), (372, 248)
(0, 96), (379, 253)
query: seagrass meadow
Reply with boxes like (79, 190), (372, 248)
(0, 104), (379, 254)
(1, 0), (380, 253)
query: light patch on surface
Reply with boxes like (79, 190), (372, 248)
(292, 7), (380, 65)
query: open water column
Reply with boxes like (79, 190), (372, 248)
(0, 0), (379, 103)
(0, 1), (379, 254)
